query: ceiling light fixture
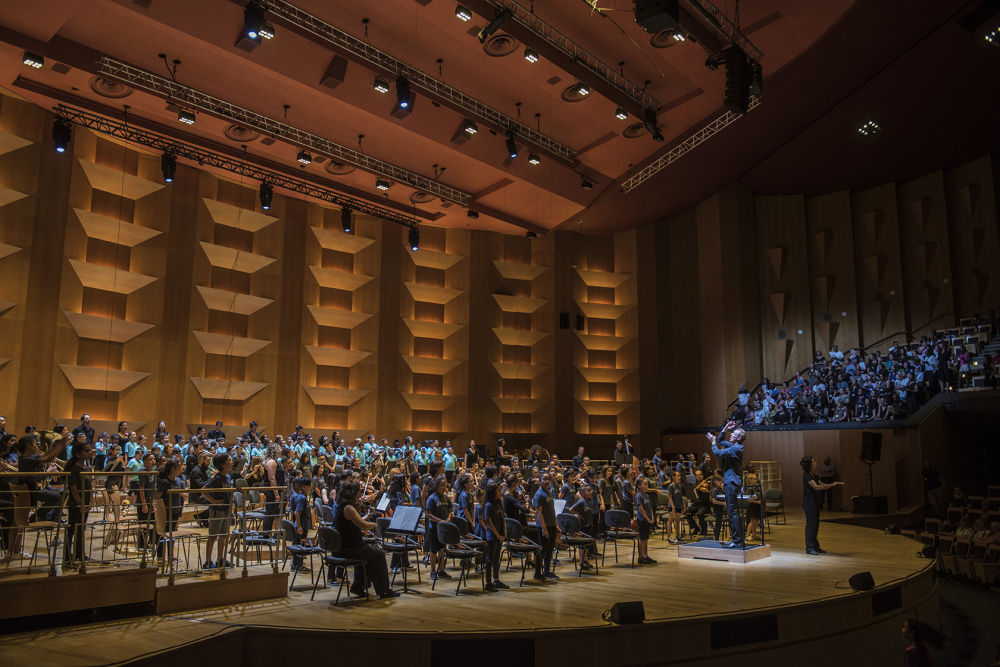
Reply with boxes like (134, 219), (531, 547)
(160, 153), (176, 183)
(528, 151), (540, 165)
(461, 118), (478, 135)
(376, 178), (390, 190)
(177, 108), (196, 124)
(479, 8), (513, 43)
(408, 227), (420, 251)
(984, 25), (999, 46)
(505, 132), (518, 159)
(22, 51), (44, 69)
(455, 4), (472, 21)
(575, 82), (591, 96)
(341, 207), (353, 232)
(467, 210), (479, 219)
(258, 21), (275, 40)
(395, 76), (411, 109)
(243, 2), (266, 40)
(524, 48), (539, 63)
(52, 118), (71, 153)
(673, 28), (687, 42)
(296, 149), (312, 164)
(373, 76), (390, 93)
(615, 107), (628, 120)
(581, 178), (593, 190)
(857, 120), (881, 136)
(259, 182), (273, 210)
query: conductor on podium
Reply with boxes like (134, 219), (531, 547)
(707, 421), (745, 548)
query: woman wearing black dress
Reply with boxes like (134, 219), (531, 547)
(801, 456), (843, 555)
(333, 479), (398, 599)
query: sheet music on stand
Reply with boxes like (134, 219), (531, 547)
(388, 505), (424, 534)
(554, 499), (567, 515)
(375, 494), (391, 512)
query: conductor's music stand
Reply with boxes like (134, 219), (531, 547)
(387, 506), (424, 594)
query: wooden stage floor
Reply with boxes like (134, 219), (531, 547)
(0, 516), (932, 666)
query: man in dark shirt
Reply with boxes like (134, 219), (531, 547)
(707, 420), (746, 548)
(70, 414), (95, 447)
(185, 440), (203, 477)
(206, 420), (225, 442)
(188, 453), (212, 526)
(572, 446), (586, 470)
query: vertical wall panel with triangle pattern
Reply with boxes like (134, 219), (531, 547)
(946, 156), (999, 318)
(898, 170), (954, 328)
(805, 191), (860, 356)
(851, 183), (906, 348)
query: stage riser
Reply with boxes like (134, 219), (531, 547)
(154, 573), (288, 615)
(0, 567), (157, 620)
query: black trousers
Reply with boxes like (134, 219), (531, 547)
(485, 539), (502, 581)
(534, 524), (557, 577)
(724, 482), (743, 545)
(685, 505), (709, 534)
(64, 506), (87, 562)
(713, 506), (725, 540)
(339, 544), (390, 596)
(803, 503), (821, 551)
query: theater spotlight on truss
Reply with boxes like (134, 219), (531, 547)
(244, 2), (268, 40)
(479, 8), (513, 43)
(408, 226), (420, 251)
(524, 48), (539, 63)
(160, 153), (176, 183)
(455, 4), (472, 21)
(52, 118), (72, 153)
(177, 108), (196, 124)
(259, 182), (273, 210)
(296, 149), (312, 165)
(376, 178), (391, 191)
(396, 76), (411, 109)
(22, 51), (44, 68)
(505, 132), (518, 159)
(373, 76), (390, 93)
(528, 151), (540, 165)
(615, 107), (628, 120)
(341, 207), (352, 232)
(461, 118), (478, 135)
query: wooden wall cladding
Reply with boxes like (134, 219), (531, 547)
(2, 94), (999, 448)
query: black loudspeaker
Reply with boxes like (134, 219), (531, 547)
(852, 495), (888, 514)
(723, 47), (752, 114)
(575, 314), (585, 331)
(860, 432), (882, 463)
(848, 571), (875, 591)
(633, 0), (680, 34)
(559, 313), (569, 329)
(607, 601), (645, 625)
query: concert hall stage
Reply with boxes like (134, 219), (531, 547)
(0, 518), (935, 667)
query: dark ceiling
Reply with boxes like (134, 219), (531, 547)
(0, 0), (997, 235)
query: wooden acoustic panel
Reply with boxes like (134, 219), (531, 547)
(307, 305), (373, 329)
(407, 248), (464, 271)
(196, 285), (273, 315)
(73, 208), (161, 247)
(492, 397), (548, 414)
(403, 282), (463, 305)
(0, 243), (21, 262)
(493, 294), (548, 314)
(64, 311), (153, 343)
(59, 364), (150, 392)
(305, 346), (370, 367)
(67, 259), (157, 295)
(574, 331), (631, 351)
(308, 266), (374, 291)
(401, 393), (457, 411)
(491, 362), (548, 380)
(404, 319), (463, 339)
(492, 260), (547, 281)
(575, 269), (631, 288)
(189, 377), (268, 401)
(577, 367), (633, 383)
(0, 358), (10, 372)
(192, 331), (271, 357)
(77, 158), (164, 200)
(575, 399), (632, 416)
(202, 198), (278, 233)
(0, 128), (31, 156)
(492, 327), (547, 346)
(199, 242), (276, 274)
(0, 300), (15, 318)
(0, 185), (28, 209)
(578, 302), (631, 320)
(402, 356), (463, 375)
(303, 386), (369, 407)
(311, 226), (377, 254)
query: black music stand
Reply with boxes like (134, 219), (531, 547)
(387, 506), (425, 594)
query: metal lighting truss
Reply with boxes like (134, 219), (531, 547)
(55, 105), (419, 228)
(256, 0), (576, 164)
(474, 0), (658, 111)
(96, 56), (470, 207)
(619, 95), (760, 193)
(684, 0), (763, 63)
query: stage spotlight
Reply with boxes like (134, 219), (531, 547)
(479, 8), (512, 43)
(528, 151), (540, 165)
(373, 76), (390, 93)
(581, 178), (593, 191)
(857, 120), (881, 137)
(505, 132), (518, 159)
(22, 51), (43, 68)
(575, 82), (591, 96)
(341, 207), (353, 232)
(455, 4), (472, 21)
(643, 108), (664, 142)
(177, 109), (196, 124)
(673, 29), (686, 41)
(985, 25), (999, 47)
(615, 107), (628, 120)
(524, 48), (539, 63)
(526, 231), (537, 239)
(244, 2), (265, 40)
(396, 77), (411, 109)
(259, 182), (273, 210)
(297, 150), (312, 164)
(160, 153), (176, 183)
(52, 118), (72, 153)
(376, 178), (390, 190)
(461, 118), (478, 135)
(408, 226), (420, 251)
(259, 21), (275, 40)
(467, 210), (479, 219)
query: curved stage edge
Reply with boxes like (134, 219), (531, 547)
(0, 520), (936, 667)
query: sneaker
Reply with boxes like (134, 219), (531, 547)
(532, 574), (545, 581)
(430, 571), (438, 580)
(438, 570), (453, 580)
(637, 557), (649, 564)
(391, 567), (401, 574)
(485, 583), (497, 592)
(494, 581), (509, 589)
(544, 572), (560, 580)
(378, 589), (402, 599)
(667, 538), (678, 545)
(580, 561), (593, 571)
(203, 561), (215, 569)
(646, 556), (658, 564)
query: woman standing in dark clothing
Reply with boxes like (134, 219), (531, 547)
(801, 456), (843, 555)
(63, 442), (93, 566)
(532, 473), (558, 581)
(482, 482), (508, 591)
(334, 479), (398, 599)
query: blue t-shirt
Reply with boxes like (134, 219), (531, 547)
(409, 483), (421, 504)
(483, 501), (503, 541)
(635, 490), (652, 524)
(533, 486), (555, 527)
(457, 490), (473, 524)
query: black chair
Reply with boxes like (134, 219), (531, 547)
(281, 519), (323, 591)
(312, 526), (369, 605)
(375, 516), (421, 591)
(601, 509), (638, 568)
(556, 512), (598, 576)
(433, 522), (483, 595)
(764, 489), (785, 526)
(451, 515), (485, 568)
(230, 492), (276, 566)
(501, 518), (541, 587)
